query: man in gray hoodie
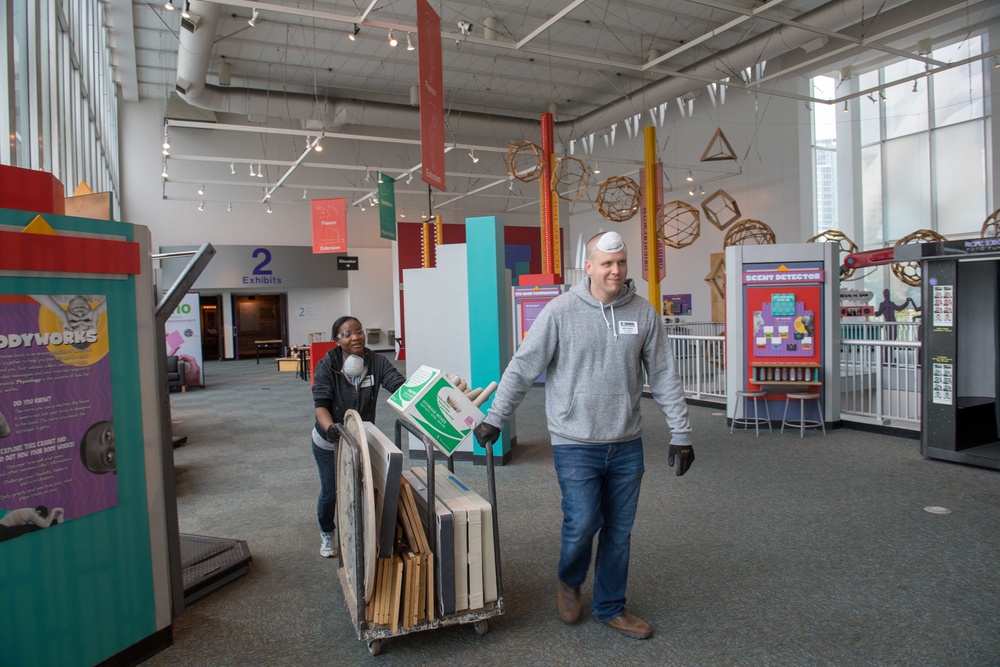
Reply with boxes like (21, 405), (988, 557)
(474, 230), (694, 640)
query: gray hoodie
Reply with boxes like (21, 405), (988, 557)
(484, 277), (692, 446)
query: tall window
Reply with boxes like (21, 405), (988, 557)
(812, 35), (991, 307)
(1, 2), (121, 217)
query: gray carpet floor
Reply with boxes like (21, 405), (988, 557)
(144, 358), (1000, 666)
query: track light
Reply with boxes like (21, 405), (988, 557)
(406, 172), (413, 185)
(198, 201), (205, 212)
(388, 30), (397, 47)
(469, 149), (479, 163)
(365, 168), (372, 182)
(361, 203), (366, 211)
(162, 146), (170, 156)
(843, 101), (849, 113)
(508, 177), (515, 192)
(378, 171), (384, 184)
(349, 24), (360, 41)
(164, 1), (175, 10)
(181, 1), (191, 19)
(266, 203), (272, 213)
(303, 189), (308, 200)
(400, 210), (406, 218)
(257, 163), (264, 178)
(686, 170), (694, 182)
(161, 164), (169, 179)
(248, 8), (259, 27)
(249, 163), (256, 177)
(197, 184), (205, 195)
(230, 161), (236, 175)
(406, 33), (415, 51)
(912, 80), (919, 93)
(688, 186), (695, 196)
(699, 185), (705, 195)
(314, 136), (322, 152)
(593, 161), (601, 174)
(371, 194), (378, 204)
(879, 90), (887, 103)
(227, 202), (232, 212)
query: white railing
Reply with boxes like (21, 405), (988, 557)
(660, 323), (924, 428)
(840, 321), (920, 342)
(667, 334), (727, 400)
(664, 321), (726, 337)
(840, 339), (921, 428)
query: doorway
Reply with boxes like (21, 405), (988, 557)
(232, 294), (286, 360)
(199, 295), (223, 361)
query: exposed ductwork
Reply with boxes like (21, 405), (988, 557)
(174, 0), (957, 146)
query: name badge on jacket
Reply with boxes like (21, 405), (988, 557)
(618, 321), (638, 335)
(361, 376), (375, 387)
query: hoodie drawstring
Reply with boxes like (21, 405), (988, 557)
(601, 302), (618, 340)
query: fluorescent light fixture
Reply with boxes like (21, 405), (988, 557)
(248, 8), (259, 27)
(197, 184), (205, 195)
(388, 30), (397, 47)
(198, 201), (205, 211)
(406, 33), (414, 51)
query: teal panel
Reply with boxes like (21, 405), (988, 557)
(0, 210), (157, 667)
(465, 216), (512, 459)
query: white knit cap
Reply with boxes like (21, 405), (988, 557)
(342, 354), (364, 378)
(595, 231), (624, 253)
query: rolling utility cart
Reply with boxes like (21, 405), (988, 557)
(335, 413), (504, 656)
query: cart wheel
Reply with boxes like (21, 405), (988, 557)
(473, 620), (489, 636)
(367, 639), (381, 656)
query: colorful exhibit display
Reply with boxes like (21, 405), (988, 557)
(0, 294), (117, 542)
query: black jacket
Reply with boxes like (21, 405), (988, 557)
(312, 347), (405, 442)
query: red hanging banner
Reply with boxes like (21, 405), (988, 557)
(311, 198), (347, 253)
(417, 0), (446, 191)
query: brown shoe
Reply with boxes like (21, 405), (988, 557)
(557, 581), (582, 624)
(603, 611), (652, 639)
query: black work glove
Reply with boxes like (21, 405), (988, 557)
(667, 444), (695, 476)
(474, 422), (501, 448)
(326, 423), (340, 443)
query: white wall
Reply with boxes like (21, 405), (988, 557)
(122, 86), (818, 339)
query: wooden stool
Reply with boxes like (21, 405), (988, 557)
(781, 393), (825, 438)
(731, 389), (772, 436)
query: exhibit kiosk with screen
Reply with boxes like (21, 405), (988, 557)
(897, 238), (1000, 470)
(726, 243), (841, 429)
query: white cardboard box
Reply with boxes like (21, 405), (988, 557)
(386, 365), (484, 457)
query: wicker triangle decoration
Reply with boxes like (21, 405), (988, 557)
(700, 128), (737, 162)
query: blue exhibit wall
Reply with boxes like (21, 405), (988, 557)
(0, 210), (160, 667)
(466, 216), (514, 462)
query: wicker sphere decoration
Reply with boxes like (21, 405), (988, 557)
(701, 189), (741, 231)
(657, 201), (701, 249)
(551, 156), (591, 202)
(723, 219), (776, 247)
(504, 140), (543, 183)
(807, 229), (859, 279)
(981, 208), (1000, 238)
(596, 176), (641, 222)
(892, 229), (947, 286)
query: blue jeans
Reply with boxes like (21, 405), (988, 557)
(552, 439), (645, 622)
(312, 441), (337, 533)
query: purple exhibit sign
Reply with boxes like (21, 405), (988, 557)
(0, 294), (117, 542)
